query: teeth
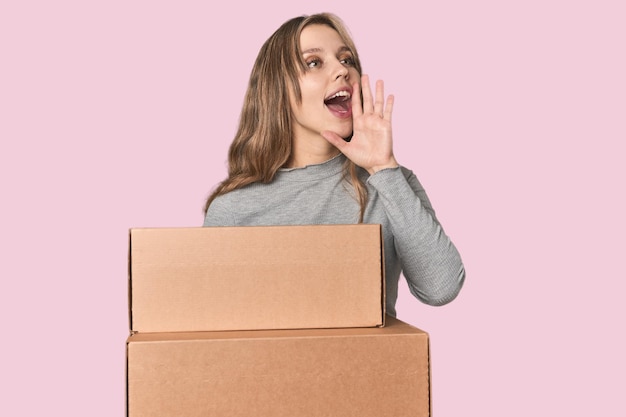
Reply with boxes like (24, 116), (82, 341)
(328, 90), (351, 100)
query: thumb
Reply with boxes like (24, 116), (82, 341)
(321, 130), (350, 150)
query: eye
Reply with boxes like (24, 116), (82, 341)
(306, 58), (321, 69)
(340, 55), (355, 66)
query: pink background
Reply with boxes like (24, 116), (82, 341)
(2, 1), (624, 416)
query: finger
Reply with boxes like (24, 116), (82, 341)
(360, 74), (374, 113)
(383, 94), (394, 122)
(351, 79), (363, 118)
(374, 80), (385, 116)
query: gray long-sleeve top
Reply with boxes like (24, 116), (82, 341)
(203, 154), (465, 316)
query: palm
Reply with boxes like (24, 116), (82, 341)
(322, 75), (397, 174)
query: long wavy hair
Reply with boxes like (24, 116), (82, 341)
(204, 13), (368, 221)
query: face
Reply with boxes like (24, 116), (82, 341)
(290, 24), (361, 144)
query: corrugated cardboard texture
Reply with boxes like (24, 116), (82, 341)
(129, 224), (384, 332)
(127, 316), (429, 417)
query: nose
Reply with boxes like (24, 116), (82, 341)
(333, 62), (349, 80)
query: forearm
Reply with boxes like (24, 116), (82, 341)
(367, 167), (465, 305)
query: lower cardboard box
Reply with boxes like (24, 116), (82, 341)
(126, 316), (430, 417)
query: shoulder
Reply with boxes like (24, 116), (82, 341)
(203, 187), (250, 226)
(203, 183), (276, 226)
(203, 194), (234, 226)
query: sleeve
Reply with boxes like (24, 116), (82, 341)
(367, 166), (465, 306)
(203, 195), (236, 227)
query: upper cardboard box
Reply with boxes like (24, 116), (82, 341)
(129, 224), (385, 333)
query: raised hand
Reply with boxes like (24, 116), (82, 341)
(321, 74), (398, 174)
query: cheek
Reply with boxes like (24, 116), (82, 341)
(299, 82), (323, 108)
(349, 69), (361, 83)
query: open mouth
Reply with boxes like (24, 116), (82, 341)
(324, 90), (352, 114)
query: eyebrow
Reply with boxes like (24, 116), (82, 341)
(302, 46), (352, 55)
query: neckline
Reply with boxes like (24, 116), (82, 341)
(276, 153), (346, 181)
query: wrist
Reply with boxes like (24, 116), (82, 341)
(367, 157), (399, 175)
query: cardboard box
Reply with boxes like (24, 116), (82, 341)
(127, 316), (430, 417)
(129, 224), (385, 333)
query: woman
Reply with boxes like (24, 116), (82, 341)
(203, 13), (465, 316)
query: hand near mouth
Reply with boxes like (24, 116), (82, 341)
(321, 74), (399, 175)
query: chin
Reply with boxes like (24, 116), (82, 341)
(336, 124), (354, 141)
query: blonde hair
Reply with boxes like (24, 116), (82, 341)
(204, 13), (368, 221)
